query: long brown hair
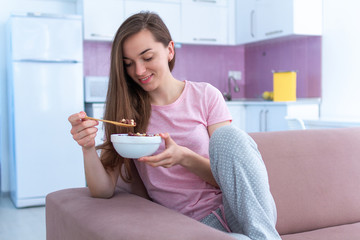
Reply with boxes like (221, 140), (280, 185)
(96, 12), (176, 182)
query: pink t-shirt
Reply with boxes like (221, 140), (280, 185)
(134, 80), (232, 220)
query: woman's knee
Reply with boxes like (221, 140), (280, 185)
(209, 125), (263, 174)
(210, 125), (257, 158)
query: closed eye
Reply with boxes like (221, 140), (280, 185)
(123, 60), (132, 67)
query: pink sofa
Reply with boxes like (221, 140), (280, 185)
(46, 127), (360, 239)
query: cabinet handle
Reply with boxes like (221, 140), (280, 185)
(250, 10), (255, 38)
(193, 0), (217, 3)
(15, 59), (79, 63)
(90, 33), (113, 39)
(259, 109), (264, 132)
(264, 109), (269, 132)
(265, 30), (283, 36)
(193, 38), (217, 42)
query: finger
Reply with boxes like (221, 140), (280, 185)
(160, 132), (170, 141)
(140, 150), (175, 168)
(77, 132), (97, 148)
(139, 150), (171, 163)
(161, 163), (173, 168)
(73, 126), (98, 142)
(160, 132), (175, 149)
(68, 111), (86, 126)
(70, 117), (98, 136)
(145, 158), (172, 168)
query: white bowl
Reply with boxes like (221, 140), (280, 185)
(111, 134), (161, 159)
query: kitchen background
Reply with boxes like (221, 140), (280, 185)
(0, 0), (359, 197)
(85, 36), (321, 99)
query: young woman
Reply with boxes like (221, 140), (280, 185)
(68, 12), (281, 240)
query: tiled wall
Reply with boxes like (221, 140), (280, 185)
(244, 36), (322, 98)
(84, 41), (112, 76)
(172, 44), (245, 99)
(83, 36), (321, 99)
(83, 41), (245, 99)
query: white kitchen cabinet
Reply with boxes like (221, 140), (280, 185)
(80, 0), (125, 41)
(245, 105), (287, 132)
(226, 101), (246, 131)
(124, 0), (181, 42)
(80, 0), (235, 45)
(244, 100), (320, 132)
(181, 0), (230, 45)
(235, 0), (255, 44)
(236, 0), (322, 45)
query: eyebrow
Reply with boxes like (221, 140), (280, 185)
(123, 48), (152, 59)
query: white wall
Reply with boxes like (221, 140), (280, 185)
(0, 0), (77, 192)
(321, 0), (360, 120)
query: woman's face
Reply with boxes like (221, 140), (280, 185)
(122, 29), (174, 92)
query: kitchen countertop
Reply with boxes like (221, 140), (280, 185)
(226, 98), (321, 105)
(304, 118), (360, 127)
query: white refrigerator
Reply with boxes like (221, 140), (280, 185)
(6, 13), (86, 208)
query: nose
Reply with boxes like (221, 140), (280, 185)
(135, 61), (146, 76)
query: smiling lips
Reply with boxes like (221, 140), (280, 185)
(139, 74), (153, 84)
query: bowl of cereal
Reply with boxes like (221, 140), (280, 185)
(111, 133), (162, 159)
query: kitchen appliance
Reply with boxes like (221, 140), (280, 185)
(84, 76), (108, 146)
(6, 13), (86, 207)
(273, 71), (297, 102)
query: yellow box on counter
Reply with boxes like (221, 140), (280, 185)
(273, 71), (297, 102)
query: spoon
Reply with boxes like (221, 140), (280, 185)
(84, 116), (136, 127)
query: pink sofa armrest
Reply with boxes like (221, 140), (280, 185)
(46, 188), (235, 240)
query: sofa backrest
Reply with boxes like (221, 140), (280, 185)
(250, 128), (360, 235)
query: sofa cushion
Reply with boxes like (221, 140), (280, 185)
(46, 188), (235, 240)
(281, 222), (360, 240)
(250, 128), (360, 235)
